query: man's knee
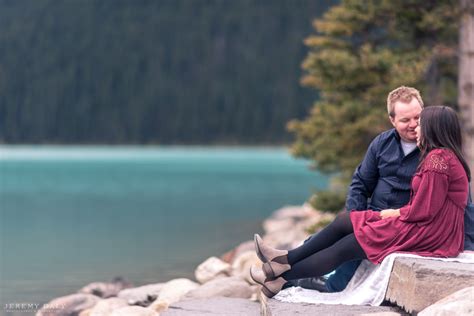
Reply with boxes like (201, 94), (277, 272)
(325, 260), (361, 292)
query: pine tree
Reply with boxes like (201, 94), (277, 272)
(288, 0), (459, 211)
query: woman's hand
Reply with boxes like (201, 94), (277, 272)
(380, 208), (400, 219)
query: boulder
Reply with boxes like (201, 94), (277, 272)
(110, 306), (158, 316)
(86, 297), (128, 316)
(385, 258), (474, 313)
(184, 276), (255, 299)
(419, 286), (474, 316)
(148, 278), (199, 313)
(230, 250), (261, 283)
(194, 256), (231, 284)
(117, 283), (165, 307)
(160, 297), (260, 315)
(78, 278), (131, 298)
(262, 205), (334, 249)
(220, 240), (254, 264)
(263, 299), (402, 316)
(37, 293), (100, 316)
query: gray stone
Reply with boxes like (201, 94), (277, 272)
(117, 283), (165, 307)
(263, 205), (335, 249)
(418, 286), (474, 316)
(220, 240), (254, 264)
(194, 256), (231, 284)
(230, 251), (261, 283)
(87, 297), (128, 316)
(160, 297), (260, 315)
(79, 278), (131, 298)
(110, 306), (158, 316)
(385, 257), (474, 314)
(263, 299), (403, 316)
(148, 278), (200, 313)
(37, 293), (100, 316)
(184, 276), (254, 300)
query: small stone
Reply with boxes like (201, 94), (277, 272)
(194, 256), (231, 284)
(88, 297), (128, 316)
(220, 240), (254, 264)
(148, 278), (199, 313)
(230, 250), (260, 283)
(37, 293), (100, 316)
(79, 278), (131, 298)
(117, 283), (165, 307)
(184, 276), (254, 299)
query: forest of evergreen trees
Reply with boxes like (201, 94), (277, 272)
(0, 0), (337, 144)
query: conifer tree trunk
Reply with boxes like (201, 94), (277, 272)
(459, 0), (474, 190)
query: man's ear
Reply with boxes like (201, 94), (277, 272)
(389, 115), (396, 127)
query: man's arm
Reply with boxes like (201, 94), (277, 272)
(345, 137), (380, 211)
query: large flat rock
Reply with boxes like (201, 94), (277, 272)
(261, 295), (404, 316)
(160, 297), (260, 315)
(385, 258), (474, 314)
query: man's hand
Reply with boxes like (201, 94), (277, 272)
(380, 208), (400, 219)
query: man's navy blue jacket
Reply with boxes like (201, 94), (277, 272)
(327, 128), (420, 292)
(345, 128), (420, 212)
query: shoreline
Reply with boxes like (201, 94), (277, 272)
(30, 204), (327, 316)
(16, 204), (473, 315)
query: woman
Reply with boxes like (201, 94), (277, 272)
(250, 106), (471, 298)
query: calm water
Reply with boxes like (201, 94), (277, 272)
(0, 146), (328, 305)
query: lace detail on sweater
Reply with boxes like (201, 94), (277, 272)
(423, 152), (450, 174)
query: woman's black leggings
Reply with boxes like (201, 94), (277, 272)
(282, 211), (367, 281)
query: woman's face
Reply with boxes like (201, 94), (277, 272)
(415, 119), (421, 147)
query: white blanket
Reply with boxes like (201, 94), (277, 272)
(274, 252), (474, 306)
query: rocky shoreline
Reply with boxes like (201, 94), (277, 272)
(32, 204), (329, 316)
(31, 204), (474, 316)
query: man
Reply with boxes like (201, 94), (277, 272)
(286, 86), (424, 292)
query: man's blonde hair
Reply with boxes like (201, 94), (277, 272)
(387, 86), (424, 117)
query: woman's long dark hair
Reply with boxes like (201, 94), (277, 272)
(418, 105), (471, 181)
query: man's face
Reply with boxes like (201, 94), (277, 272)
(389, 98), (422, 143)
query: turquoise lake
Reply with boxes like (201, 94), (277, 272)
(0, 146), (328, 305)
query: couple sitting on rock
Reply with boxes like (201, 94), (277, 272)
(250, 86), (472, 298)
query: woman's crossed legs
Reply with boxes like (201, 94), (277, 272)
(251, 211), (367, 297)
(284, 211), (367, 280)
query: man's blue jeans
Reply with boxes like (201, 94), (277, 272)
(325, 260), (361, 292)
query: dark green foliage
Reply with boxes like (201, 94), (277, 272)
(0, 0), (337, 144)
(290, 0), (459, 211)
(309, 190), (346, 213)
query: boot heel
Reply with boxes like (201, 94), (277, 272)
(261, 286), (277, 298)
